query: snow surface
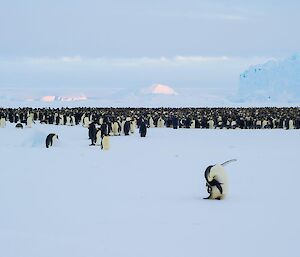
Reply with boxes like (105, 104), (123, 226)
(0, 124), (299, 257)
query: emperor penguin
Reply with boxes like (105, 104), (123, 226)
(191, 119), (196, 129)
(59, 114), (64, 125)
(27, 115), (33, 128)
(208, 118), (214, 129)
(0, 116), (6, 128)
(54, 113), (58, 123)
(71, 115), (75, 126)
(15, 123), (23, 129)
(45, 133), (59, 148)
(148, 116), (154, 128)
(272, 118), (277, 128)
(288, 119), (294, 129)
(204, 159), (237, 200)
(123, 118), (131, 135)
(262, 119), (268, 129)
(121, 119), (126, 134)
(157, 117), (165, 128)
(95, 129), (102, 145)
(66, 116), (71, 126)
(231, 120), (237, 129)
(83, 116), (90, 128)
(130, 119), (136, 134)
(256, 119), (262, 129)
(101, 135), (110, 150)
(80, 114), (85, 124)
(113, 121), (121, 136)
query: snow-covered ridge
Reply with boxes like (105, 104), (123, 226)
(40, 94), (88, 102)
(141, 84), (179, 95)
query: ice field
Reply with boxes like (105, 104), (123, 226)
(0, 123), (299, 257)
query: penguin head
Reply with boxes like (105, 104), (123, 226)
(204, 165), (213, 181)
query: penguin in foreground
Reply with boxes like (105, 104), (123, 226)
(45, 133), (59, 148)
(203, 159), (237, 200)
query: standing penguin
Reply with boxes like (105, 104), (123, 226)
(27, 115), (33, 128)
(83, 116), (90, 128)
(288, 119), (294, 129)
(66, 115), (71, 126)
(157, 117), (165, 128)
(101, 134), (110, 150)
(88, 122), (97, 146)
(59, 114), (64, 125)
(71, 115), (76, 126)
(148, 116), (154, 128)
(208, 118), (214, 129)
(139, 120), (147, 137)
(130, 119), (136, 134)
(112, 121), (121, 136)
(123, 118), (131, 136)
(95, 129), (102, 146)
(203, 159), (237, 200)
(0, 116), (6, 128)
(45, 134), (59, 148)
(191, 119), (196, 129)
(172, 116), (179, 129)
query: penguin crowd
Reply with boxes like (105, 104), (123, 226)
(0, 106), (300, 129)
(1, 106), (296, 200)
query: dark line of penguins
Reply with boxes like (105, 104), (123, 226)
(1, 106), (300, 130)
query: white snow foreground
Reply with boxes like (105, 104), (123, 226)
(0, 124), (299, 257)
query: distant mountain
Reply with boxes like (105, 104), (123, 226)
(141, 84), (179, 95)
(238, 53), (300, 102)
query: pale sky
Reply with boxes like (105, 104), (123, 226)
(0, 0), (299, 90)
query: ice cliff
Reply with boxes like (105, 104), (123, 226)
(239, 53), (300, 102)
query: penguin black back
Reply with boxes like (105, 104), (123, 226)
(45, 133), (58, 148)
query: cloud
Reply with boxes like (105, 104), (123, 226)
(0, 55), (273, 91)
(214, 14), (247, 21)
(190, 13), (247, 21)
(174, 56), (229, 62)
(142, 10), (248, 21)
(9, 55), (231, 68)
(26, 56), (82, 64)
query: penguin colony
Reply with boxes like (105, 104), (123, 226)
(0, 106), (300, 129)
(2, 107), (295, 200)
